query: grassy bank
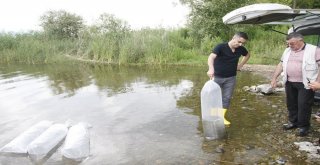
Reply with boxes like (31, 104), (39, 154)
(0, 32), (74, 64)
(1, 27), (313, 66)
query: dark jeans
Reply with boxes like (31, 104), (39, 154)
(214, 76), (236, 109)
(285, 81), (314, 128)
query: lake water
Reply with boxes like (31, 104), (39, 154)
(0, 63), (318, 164)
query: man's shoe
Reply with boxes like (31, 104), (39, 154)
(296, 127), (309, 137)
(283, 123), (297, 130)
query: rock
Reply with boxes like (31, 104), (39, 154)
(294, 141), (320, 161)
(249, 85), (258, 92)
(275, 157), (287, 164)
(306, 153), (320, 162)
(245, 82), (285, 95)
(274, 87), (285, 92)
(215, 146), (225, 153)
(256, 84), (274, 95)
(243, 86), (250, 91)
(294, 141), (320, 153)
(244, 144), (254, 150)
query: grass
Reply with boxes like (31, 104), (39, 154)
(1, 27), (316, 66)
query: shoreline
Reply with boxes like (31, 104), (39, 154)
(242, 64), (276, 80)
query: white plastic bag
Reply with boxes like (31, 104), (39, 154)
(62, 122), (91, 161)
(0, 120), (53, 154)
(27, 123), (68, 160)
(200, 80), (225, 140)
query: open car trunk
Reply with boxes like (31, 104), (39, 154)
(222, 3), (320, 36)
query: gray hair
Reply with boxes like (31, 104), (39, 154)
(286, 32), (304, 40)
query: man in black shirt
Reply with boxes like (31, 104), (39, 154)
(207, 32), (250, 109)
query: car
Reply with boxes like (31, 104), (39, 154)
(222, 3), (320, 35)
(222, 3), (320, 102)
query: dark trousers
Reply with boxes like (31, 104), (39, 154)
(214, 76), (236, 109)
(285, 81), (314, 128)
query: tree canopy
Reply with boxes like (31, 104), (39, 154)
(40, 10), (84, 39)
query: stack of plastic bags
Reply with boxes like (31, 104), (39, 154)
(0, 120), (91, 162)
(0, 121), (53, 154)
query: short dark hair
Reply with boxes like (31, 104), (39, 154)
(234, 32), (249, 40)
(286, 32), (304, 40)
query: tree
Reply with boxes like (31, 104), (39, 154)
(94, 13), (131, 39)
(93, 13), (131, 60)
(40, 10), (84, 39)
(257, 0), (320, 8)
(180, 0), (254, 44)
(295, 0), (320, 8)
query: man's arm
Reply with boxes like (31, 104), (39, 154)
(271, 62), (283, 88)
(207, 53), (217, 79)
(316, 67), (320, 82)
(237, 53), (250, 70)
(309, 48), (320, 90)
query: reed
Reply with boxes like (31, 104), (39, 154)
(0, 27), (318, 66)
(0, 33), (75, 64)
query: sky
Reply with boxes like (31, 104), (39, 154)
(0, 0), (190, 32)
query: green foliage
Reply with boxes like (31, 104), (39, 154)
(40, 10), (84, 39)
(255, 0), (292, 5)
(0, 32), (75, 64)
(256, 0), (320, 8)
(94, 13), (131, 37)
(245, 28), (287, 64)
(304, 35), (320, 46)
(0, 33), (18, 51)
(0, 26), (294, 66)
(87, 13), (131, 62)
(71, 26), (207, 65)
(167, 28), (193, 50)
(200, 36), (223, 55)
(181, 0), (255, 43)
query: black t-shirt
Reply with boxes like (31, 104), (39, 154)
(212, 42), (248, 78)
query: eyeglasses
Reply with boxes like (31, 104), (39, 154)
(286, 39), (303, 46)
(286, 41), (298, 46)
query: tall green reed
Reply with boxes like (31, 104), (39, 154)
(0, 33), (75, 64)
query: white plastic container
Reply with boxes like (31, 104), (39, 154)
(27, 123), (68, 160)
(200, 80), (225, 140)
(62, 122), (91, 161)
(0, 120), (53, 154)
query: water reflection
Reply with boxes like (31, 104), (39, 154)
(0, 63), (315, 164)
(0, 63), (212, 164)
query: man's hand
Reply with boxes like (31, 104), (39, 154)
(271, 78), (277, 88)
(207, 70), (214, 80)
(308, 81), (320, 91)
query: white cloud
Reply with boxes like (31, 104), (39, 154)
(0, 0), (189, 32)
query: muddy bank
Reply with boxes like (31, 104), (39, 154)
(242, 64), (276, 80)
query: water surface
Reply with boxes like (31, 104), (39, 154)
(0, 63), (318, 164)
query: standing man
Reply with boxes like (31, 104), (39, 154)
(207, 32), (250, 109)
(271, 32), (320, 136)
